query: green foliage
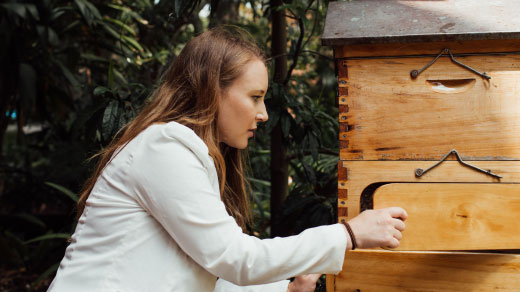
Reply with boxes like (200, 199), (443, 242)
(1, 0), (337, 290)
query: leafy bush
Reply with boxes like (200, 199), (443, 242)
(1, 1), (337, 290)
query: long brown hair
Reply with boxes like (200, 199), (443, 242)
(78, 26), (265, 230)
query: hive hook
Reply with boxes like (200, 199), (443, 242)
(410, 48), (491, 80)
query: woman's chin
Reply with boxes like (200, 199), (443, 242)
(222, 140), (248, 150)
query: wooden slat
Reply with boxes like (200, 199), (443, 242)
(334, 39), (520, 58)
(338, 161), (520, 220)
(338, 54), (520, 160)
(336, 250), (520, 292)
(373, 183), (520, 250)
(326, 274), (335, 292)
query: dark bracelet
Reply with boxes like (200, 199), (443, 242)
(342, 221), (358, 250)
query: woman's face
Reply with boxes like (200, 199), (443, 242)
(218, 59), (269, 149)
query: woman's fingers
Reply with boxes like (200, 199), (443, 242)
(392, 227), (402, 241)
(387, 207), (408, 221)
(290, 274), (322, 292)
(347, 206), (407, 249)
(393, 218), (406, 231)
(386, 237), (400, 249)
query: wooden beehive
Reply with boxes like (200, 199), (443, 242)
(322, 1), (520, 291)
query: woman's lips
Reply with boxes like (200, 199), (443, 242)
(248, 129), (255, 138)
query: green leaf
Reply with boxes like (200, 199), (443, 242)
(247, 177), (271, 187)
(1, 232), (25, 266)
(14, 213), (46, 229)
(47, 27), (60, 46)
(174, 0), (182, 18)
(93, 86), (112, 96)
(23, 233), (70, 245)
(26, 4), (39, 20)
(45, 182), (79, 202)
(106, 4), (148, 25)
(61, 19), (80, 33)
(121, 35), (143, 52)
(52, 59), (81, 88)
(81, 53), (108, 62)
(74, 0), (90, 26)
(51, 7), (67, 21)
(309, 134), (319, 161)
(108, 59), (115, 88)
(113, 68), (128, 85)
(30, 263), (60, 290)
(1, 3), (27, 19)
(74, 0), (101, 26)
(82, 0), (102, 19)
(301, 160), (316, 185)
(102, 100), (119, 140)
(281, 113), (291, 138)
(98, 20), (121, 40)
(105, 17), (136, 36)
(252, 192), (265, 218)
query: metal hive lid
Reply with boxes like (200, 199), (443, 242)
(322, 0), (520, 46)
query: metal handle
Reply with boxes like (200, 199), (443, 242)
(410, 48), (491, 80)
(415, 149), (502, 179)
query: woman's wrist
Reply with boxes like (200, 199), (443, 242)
(340, 223), (353, 250)
(342, 221), (358, 250)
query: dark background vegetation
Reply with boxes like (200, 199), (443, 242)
(1, 0), (339, 290)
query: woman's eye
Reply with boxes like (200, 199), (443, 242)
(252, 96), (262, 102)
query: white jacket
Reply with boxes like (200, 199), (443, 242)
(48, 122), (347, 292)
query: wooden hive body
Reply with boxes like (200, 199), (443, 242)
(322, 1), (520, 291)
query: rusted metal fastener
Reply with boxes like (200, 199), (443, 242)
(410, 48), (491, 79)
(415, 149), (502, 179)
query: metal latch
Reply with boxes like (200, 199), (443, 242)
(415, 149), (502, 179)
(410, 48), (491, 80)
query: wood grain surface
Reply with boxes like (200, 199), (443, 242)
(338, 161), (520, 221)
(373, 183), (520, 250)
(331, 250), (520, 292)
(334, 39), (520, 58)
(338, 54), (520, 161)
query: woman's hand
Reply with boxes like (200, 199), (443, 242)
(347, 207), (407, 249)
(287, 274), (321, 292)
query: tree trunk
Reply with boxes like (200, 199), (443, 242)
(269, 0), (288, 237)
(209, 0), (240, 27)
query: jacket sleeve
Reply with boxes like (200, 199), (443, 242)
(129, 133), (347, 286)
(214, 278), (290, 292)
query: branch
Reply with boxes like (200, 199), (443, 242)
(280, 0), (299, 20)
(266, 50), (333, 63)
(280, 13), (298, 20)
(283, 15), (304, 86)
(300, 50), (333, 61)
(301, 0), (318, 50)
(282, 0), (316, 86)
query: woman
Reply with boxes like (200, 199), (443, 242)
(48, 26), (407, 292)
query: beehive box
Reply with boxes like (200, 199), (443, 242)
(322, 1), (520, 291)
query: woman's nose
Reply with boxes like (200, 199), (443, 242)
(256, 103), (268, 122)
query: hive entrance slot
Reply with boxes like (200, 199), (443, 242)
(426, 78), (476, 93)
